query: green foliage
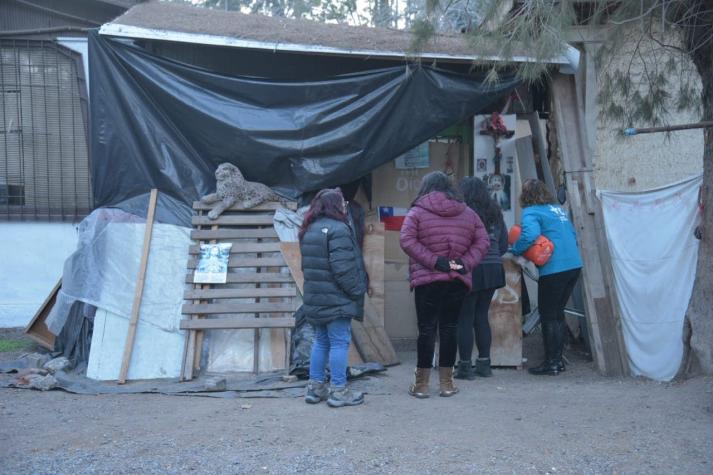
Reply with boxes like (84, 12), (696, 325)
(0, 338), (32, 353)
(410, 0), (711, 127)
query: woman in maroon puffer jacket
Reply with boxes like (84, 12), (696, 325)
(400, 171), (490, 398)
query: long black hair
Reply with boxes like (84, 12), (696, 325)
(413, 171), (462, 205)
(459, 176), (502, 229)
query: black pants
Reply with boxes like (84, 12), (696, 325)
(415, 280), (468, 368)
(457, 287), (497, 362)
(538, 268), (581, 360)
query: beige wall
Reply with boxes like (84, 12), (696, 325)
(592, 29), (704, 192)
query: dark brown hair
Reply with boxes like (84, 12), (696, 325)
(299, 188), (347, 241)
(413, 171), (462, 206)
(519, 179), (556, 207)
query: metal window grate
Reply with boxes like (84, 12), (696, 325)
(0, 39), (92, 221)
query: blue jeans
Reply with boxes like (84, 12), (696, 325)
(309, 317), (352, 388)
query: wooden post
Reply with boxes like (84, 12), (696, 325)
(118, 189), (159, 384)
(551, 74), (629, 377)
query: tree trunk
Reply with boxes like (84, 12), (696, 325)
(683, 5), (713, 375)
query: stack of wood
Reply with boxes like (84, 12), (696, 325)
(181, 201), (298, 381)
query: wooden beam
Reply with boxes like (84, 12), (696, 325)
(183, 287), (296, 300)
(527, 111), (556, 194)
(180, 317), (295, 330)
(191, 228), (278, 240)
(191, 214), (275, 226)
(181, 302), (296, 315)
(118, 189), (158, 384)
(188, 242), (282, 254)
(192, 201), (297, 211)
(551, 74), (628, 377)
(186, 256), (286, 269)
(185, 272), (294, 284)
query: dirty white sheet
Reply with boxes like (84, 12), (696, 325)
(598, 175), (702, 381)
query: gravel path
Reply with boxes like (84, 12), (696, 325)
(2, 346), (712, 475)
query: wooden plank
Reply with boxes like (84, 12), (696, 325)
(181, 302), (296, 315)
(184, 287), (296, 300)
(552, 74), (628, 377)
(490, 258), (523, 367)
(180, 317), (295, 330)
(192, 214), (275, 226)
(23, 279), (60, 350)
(351, 296), (399, 366)
(527, 111), (556, 194)
(279, 242), (304, 294)
(188, 242), (282, 254)
(185, 272), (294, 284)
(191, 228), (278, 240)
(186, 256), (286, 269)
(515, 136), (538, 182)
(362, 222), (385, 326)
(192, 201), (297, 211)
(118, 188), (158, 384)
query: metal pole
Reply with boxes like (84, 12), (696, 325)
(624, 121), (713, 136)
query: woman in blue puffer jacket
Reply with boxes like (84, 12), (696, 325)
(511, 179), (583, 376)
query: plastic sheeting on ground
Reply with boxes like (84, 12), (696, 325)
(89, 30), (518, 225)
(598, 175), (702, 381)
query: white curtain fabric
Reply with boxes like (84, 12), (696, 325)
(598, 175), (702, 381)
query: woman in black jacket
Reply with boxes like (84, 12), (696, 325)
(300, 188), (368, 407)
(455, 177), (509, 379)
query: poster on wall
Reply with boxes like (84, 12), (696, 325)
(394, 142), (430, 169)
(194, 243), (232, 284)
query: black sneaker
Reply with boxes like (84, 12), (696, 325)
(528, 359), (565, 376)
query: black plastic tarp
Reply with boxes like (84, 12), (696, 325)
(89, 30), (518, 225)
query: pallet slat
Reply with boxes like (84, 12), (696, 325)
(192, 215), (275, 226)
(188, 242), (282, 254)
(192, 201), (297, 211)
(191, 228), (278, 240)
(185, 273), (294, 284)
(182, 302), (296, 315)
(187, 257), (286, 269)
(180, 317), (295, 330)
(183, 287), (296, 299)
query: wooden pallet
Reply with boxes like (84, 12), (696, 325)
(180, 201), (298, 381)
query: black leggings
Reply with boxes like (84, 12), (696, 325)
(415, 281), (468, 369)
(538, 268), (581, 360)
(538, 268), (581, 325)
(457, 288), (497, 361)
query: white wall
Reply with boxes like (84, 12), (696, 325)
(0, 223), (78, 328)
(594, 29), (704, 191)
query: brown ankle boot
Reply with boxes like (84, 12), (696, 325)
(439, 366), (459, 397)
(408, 367), (431, 398)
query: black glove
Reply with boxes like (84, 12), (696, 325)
(434, 256), (450, 272)
(454, 258), (468, 275)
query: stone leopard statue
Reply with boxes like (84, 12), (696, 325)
(200, 162), (287, 220)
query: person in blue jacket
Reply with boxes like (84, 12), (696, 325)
(512, 179), (583, 376)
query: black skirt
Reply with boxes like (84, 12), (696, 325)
(472, 263), (506, 292)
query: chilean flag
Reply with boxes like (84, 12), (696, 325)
(379, 206), (409, 231)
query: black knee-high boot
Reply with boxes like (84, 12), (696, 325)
(528, 321), (565, 376)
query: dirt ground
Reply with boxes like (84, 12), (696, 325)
(1, 331), (712, 475)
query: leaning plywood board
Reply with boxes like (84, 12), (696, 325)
(489, 259), (523, 367)
(23, 280), (61, 350)
(88, 308), (184, 380)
